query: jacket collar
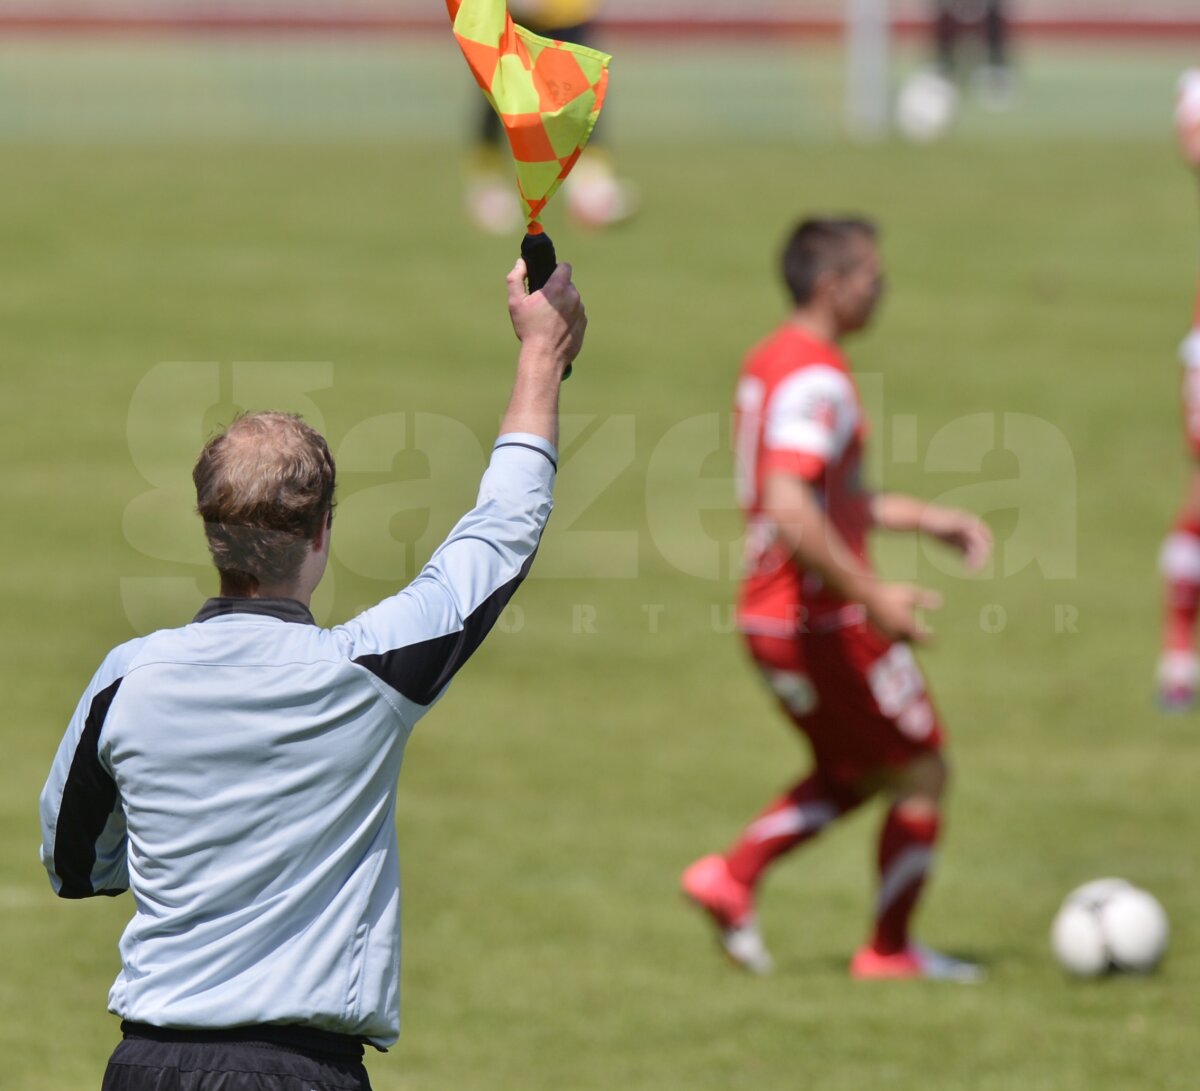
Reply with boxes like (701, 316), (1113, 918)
(194, 597), (316, 626)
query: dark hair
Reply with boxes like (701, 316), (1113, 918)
(781, 217), (879, 305)
(193, 412), (336, 594)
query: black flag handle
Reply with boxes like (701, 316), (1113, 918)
(521, 230), (571, 380)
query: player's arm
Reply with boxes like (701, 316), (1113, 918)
(1176, 70), (1200, 169)
(759, 366), (939, 642)
(871, 492), (992, 571)
(337, 261), (585, 720)
(764, 474), (940, 644)
(39, 650), (133, 899)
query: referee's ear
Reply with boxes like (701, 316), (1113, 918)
(312, 511), (333, 555)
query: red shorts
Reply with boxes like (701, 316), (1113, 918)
(744, 623), (945, 789)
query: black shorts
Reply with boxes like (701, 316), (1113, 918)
(101, 1022), (374, 1091)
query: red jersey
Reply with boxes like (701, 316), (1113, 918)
(734, 323), (872, 634)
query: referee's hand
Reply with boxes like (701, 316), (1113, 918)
(507, 259), (587, 378)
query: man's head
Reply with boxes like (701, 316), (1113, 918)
(781, 217), (883, 336)
(193, 412), (336, 598)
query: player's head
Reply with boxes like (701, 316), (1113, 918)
(782, 217), (883, 335)
(193, 412), (336, 597)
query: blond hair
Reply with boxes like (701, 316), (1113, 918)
(193, 412), (336, 594)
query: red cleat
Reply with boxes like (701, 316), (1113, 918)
(850, 944), (984, 982)
(1157, 650), (1199, 712)
(682, 855), (751, 927)
(681, 855), (773, 974)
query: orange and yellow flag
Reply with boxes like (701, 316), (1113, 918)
(447, 0), (611, 230)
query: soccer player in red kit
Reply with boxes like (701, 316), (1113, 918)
(682, 218), (992, 980)
(1158, 70), (1200, 709)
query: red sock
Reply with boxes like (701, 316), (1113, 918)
(726, 774), (859, 888)
(1160, 522), (1200, 653)
(871, 805), (940, 956)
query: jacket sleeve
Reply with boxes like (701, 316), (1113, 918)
(39, 646), (136, 899)
(336, 432), (557, 723)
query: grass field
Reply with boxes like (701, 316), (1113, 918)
(4, 34), (1200, 1090)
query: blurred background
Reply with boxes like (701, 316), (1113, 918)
(4, 3), (1200, 1089)
(3, 1), (1199, 143)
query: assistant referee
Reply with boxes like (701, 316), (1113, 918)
(39, 260), (585, 1091)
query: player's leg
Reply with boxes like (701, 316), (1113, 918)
(932, 0), (958, 78)
(464, 15), (567, 234)
(723, 768), (865, 893)
(896, 1), (960, 142)
(1158, 478), (1200, 710)
(681, 633), (861, 973)
(869, 752), (945, 961)
(849, 751), (958, 978)
(851, 758), (982, 981)
(465, 97), (522, 235)
(682, 767), (866, 972)
(802, 627), (981, 981)
(1159, 80), (1200, 704)
(564, 146), (638, 230)
(983, 0), (1009, 70)
(548, 21), (638, 229)
(976, 0), (1015, 109)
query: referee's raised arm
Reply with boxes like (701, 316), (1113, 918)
(337, 260), (587, 718)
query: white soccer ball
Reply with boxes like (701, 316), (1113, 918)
(895, 70), (958, 144)
(1051, 879), (1169, 977)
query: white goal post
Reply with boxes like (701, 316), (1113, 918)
(845, 0), (892, 139)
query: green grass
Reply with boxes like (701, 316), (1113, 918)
(4, 35), (1200, 1090)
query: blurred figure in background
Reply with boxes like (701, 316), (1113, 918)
(465, 0), (637, 234)
(895, 0), (1014, 142)
(1157, 70), (1200, 710)
(933, 0), (1014, 109)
